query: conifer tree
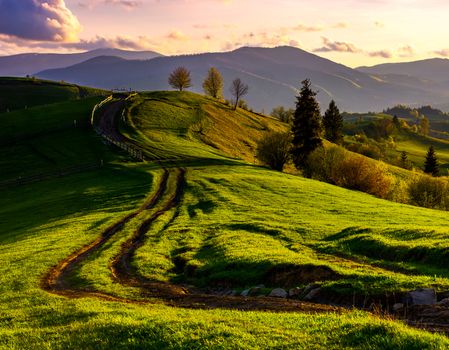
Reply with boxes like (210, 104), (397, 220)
(424, 145), (439, 176)
(400, 150), (410, 169)
(323, 100), (343, 144)
(291, 79), (322, 168)
(393, 115), (401, 129)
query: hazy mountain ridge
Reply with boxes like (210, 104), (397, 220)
(3, 46), (449, 112)
(0, 48), (161, 77)
(34, 46), (449, 112)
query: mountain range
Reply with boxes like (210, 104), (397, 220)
(2, 46), (449, 112)
(0, 48), (161, 77)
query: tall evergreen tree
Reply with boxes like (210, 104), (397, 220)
(392, 115), (401, 129)
(400, 150), (410, 169)
(424, 145), (439, 176)
(291, 79), (322, 168)
(323, 100), (343, 144)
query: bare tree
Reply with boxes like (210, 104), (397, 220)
(168, 66), (192, 91)
(229, 78), (249, 110)
(203, 67), (224, 99)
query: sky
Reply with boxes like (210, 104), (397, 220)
(0, 0), (449, 67)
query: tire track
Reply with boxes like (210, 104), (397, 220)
(40, 97), (343, 314)
(41, 169), (169, 296)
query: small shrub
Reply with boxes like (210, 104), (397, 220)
(237, 99), (249, 110)
(408, 175), (449, 209)
(387, 178), (409, 204)
(256, 131), (292, 171)
(305, 145), (392, 199)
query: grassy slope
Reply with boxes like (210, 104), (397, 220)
(391, 130), (449, 172)
(0, 97), (117, 180)
(344, 113), (449, 172)
(0, 77), (107, 113)
(120, 91), (287, 162)
(2, 90), (449, 348)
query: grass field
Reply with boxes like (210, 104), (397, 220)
(120, 91), (286, 162)
(0, 77), (107, 113)
(2, 89), (449, 348)
(344, 113), (449, 172)
(0, 97), (120, 181)
(392, 130), (449, 172)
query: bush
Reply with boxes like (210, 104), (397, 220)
(305, 145), (392, 198)
(408, 175), (449, 209)
(256, 131), (292, 171)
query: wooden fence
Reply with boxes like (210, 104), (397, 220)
(91, 95), (145, 161)
(0, 162), (102, 189)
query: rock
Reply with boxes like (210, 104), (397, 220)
(248, 287), (265, 296)
(304, 287), (321, 301)
(288, 287), (303, 298)
(302, 283), (320, 296)
(405, 288), (437, 306)
(437, 298), (449, 306)
(269, 288), (288, 298)
(393, 303), (404, 312)
(240, 289), (250, 297)
(230, 290), (238, 296)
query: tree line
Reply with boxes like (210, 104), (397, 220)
(260, 79), (441, 177)
(168, 66), (248, 111)
(258, 79), (343, 171)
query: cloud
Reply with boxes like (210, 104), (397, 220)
(374, 21), (384, 28)
(0, 0), (81, 42)
(333, 22), (348, 29)
(314, 37), (361, 53)
(78, 0), (142, 10)
(292, 24), (323, 32)
(64, 35), (159, 51)
(368, 50), (392, 58)
(433, 49), (449, 57)
(398, 45), (414, 57)
(166, 30), (189, 41)
(0, 33), (160, 54)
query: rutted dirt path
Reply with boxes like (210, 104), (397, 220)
(41, 169), (169, 297)
(41, 98), (341, 314)
(40, 96), (449, 331)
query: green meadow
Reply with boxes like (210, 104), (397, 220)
(2, 83), (449, 348)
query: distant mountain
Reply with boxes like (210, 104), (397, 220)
(36, 46), (449, 112)
(0, 48), (161, 77)
(357, 58), (449, 83)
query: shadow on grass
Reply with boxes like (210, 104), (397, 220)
(0, 163), (154, 245)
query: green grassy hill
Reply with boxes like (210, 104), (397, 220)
(0, 77), (107, 113)
(391, 130), (449, 171)
(2, 90), (449, 349)
(0, 97), (115, 181)
(119, 91), (287, 162)
(344, 113), (449, 172)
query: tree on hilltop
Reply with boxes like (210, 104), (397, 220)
(291, 79), (322, 168)
(203, 67), (224, 99)
(323, 100), (343, 144)
(168, 67), (192, 91)
(229, 78), (249, 110)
